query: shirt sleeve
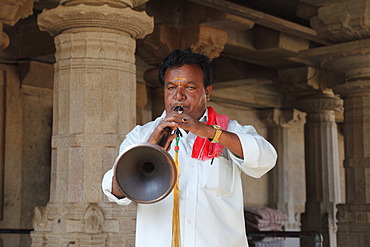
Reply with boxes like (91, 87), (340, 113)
(101, 124), (150, 205)
(227, 120), (277, 178)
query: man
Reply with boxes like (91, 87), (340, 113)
(102, 48), (277, 247)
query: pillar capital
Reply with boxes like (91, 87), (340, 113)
(322, 50), (370, 81)
(299, 41), (370, 96)
(37, 3), (153, 38)
(294, 92), (343, 113)
(310, 0), (370, 43)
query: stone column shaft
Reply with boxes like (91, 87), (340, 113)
(260, 108), (305, 229)
(335, 79), (370, 247)
(296, 93), (342, 247)
(31, 3), (153, 246)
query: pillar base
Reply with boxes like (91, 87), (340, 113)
(31, 202), (137, 247)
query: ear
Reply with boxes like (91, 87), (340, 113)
(205, 85), (212, 100)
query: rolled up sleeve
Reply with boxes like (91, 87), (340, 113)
(102, 169), (132, 206)
(227, 121), (277, 178)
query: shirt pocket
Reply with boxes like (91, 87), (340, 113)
(200, 156), (235, 196)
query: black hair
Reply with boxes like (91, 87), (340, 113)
(158, 48), (212, 88)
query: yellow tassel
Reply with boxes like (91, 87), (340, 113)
(172, 138), (181, 247)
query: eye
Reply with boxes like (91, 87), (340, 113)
(186, 86), (196, 90)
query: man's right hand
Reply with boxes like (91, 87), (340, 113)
(111, 175), (125, 199)
(147, 118), (178, 150)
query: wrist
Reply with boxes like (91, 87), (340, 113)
(209, 124), (223, 143)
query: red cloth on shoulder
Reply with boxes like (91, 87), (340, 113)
(191, 107), (229, 161)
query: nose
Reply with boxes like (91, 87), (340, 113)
(174, 87), (186, 101)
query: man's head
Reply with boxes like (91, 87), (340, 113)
(160, 49), (212, 120)
(159, 48), (212, 89)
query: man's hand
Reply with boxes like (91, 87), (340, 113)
(166, 113), (244, 159)
(111, 175), (125, 199)
(147, 117), (178, 150)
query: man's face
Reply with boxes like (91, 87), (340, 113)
(164, 64), (212, 120)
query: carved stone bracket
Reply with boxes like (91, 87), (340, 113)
(259, 108), (306, 128)
(37, 3), (153, 38)
(137, 23), (228, 66)
(182, 25), (228, 60)
(0, 0), (38, 50)
(278, 66), (342, 96)
(310, 0), (370, 43)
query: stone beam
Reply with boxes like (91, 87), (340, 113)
(18, 61), (54, 89)
(188, 0), (331, 45)
(224, 26), (309, 69)
(212, 56), (276, 89)
(211, 84), (282, 108)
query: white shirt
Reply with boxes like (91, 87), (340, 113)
(102, 110), (277, 247)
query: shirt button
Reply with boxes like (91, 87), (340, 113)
(190, 163), (194, 167)
(187, 220), (192, 224)
(189, 191), (193, 194)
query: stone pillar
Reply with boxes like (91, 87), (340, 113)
(295, 92), (342, 247)
(304, 1), (370, 245)
(321, 52), (370, 247)
(260, 108), (305, 230)
(31, 1), (153, 246)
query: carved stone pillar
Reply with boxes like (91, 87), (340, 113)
(295, 93), (342, 247)
(305, 1), (370, 245)
(321, 52), (370, 247)
(31, 1), (153, 246)
(260, 108), (305, 230)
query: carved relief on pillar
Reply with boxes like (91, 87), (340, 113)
(38, 3), (153, 38)
(310, 0), (370, 43)
(31, 202), (137, 246)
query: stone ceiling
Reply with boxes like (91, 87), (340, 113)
(1, 0), (348, 110)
